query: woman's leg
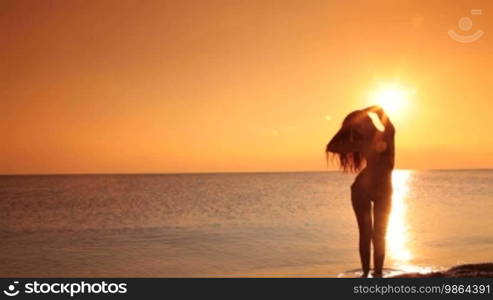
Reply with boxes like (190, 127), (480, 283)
(351, 186), (372, 277)
(372, 192), (392, 277)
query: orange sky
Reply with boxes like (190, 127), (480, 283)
(2, 0), (493, 174)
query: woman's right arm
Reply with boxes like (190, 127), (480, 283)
(363, 105), (395, 135)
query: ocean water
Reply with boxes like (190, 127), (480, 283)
(0, 170), (492, 277)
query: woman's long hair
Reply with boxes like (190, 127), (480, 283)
(326, 110), (368, 172)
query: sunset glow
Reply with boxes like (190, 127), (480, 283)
(369, 84), (413, 118)
(1, 1), (493, 174)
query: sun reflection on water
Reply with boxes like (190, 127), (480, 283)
(388, 170), (412, 263)
(384, 170), (438, 276)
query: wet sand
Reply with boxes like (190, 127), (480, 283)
(393, 263), (493, 278)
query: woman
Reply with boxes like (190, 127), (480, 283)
(326, 105), (395, 277)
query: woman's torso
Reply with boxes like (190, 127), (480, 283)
(352, 145), (394, 200)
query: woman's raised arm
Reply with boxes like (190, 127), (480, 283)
(363, 105), (395, 135)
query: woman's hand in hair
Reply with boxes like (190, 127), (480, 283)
(363, 105), (395, 135)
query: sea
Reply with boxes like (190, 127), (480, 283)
(1, 170), (492, 277)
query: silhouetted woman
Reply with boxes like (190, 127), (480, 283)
(326, 106), (395, 277)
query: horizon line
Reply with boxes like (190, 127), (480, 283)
(1, 167), (493, 176)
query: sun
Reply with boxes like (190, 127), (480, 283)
(369, 83), (413, 117)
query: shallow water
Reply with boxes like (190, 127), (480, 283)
(1, 170), (492, 277)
